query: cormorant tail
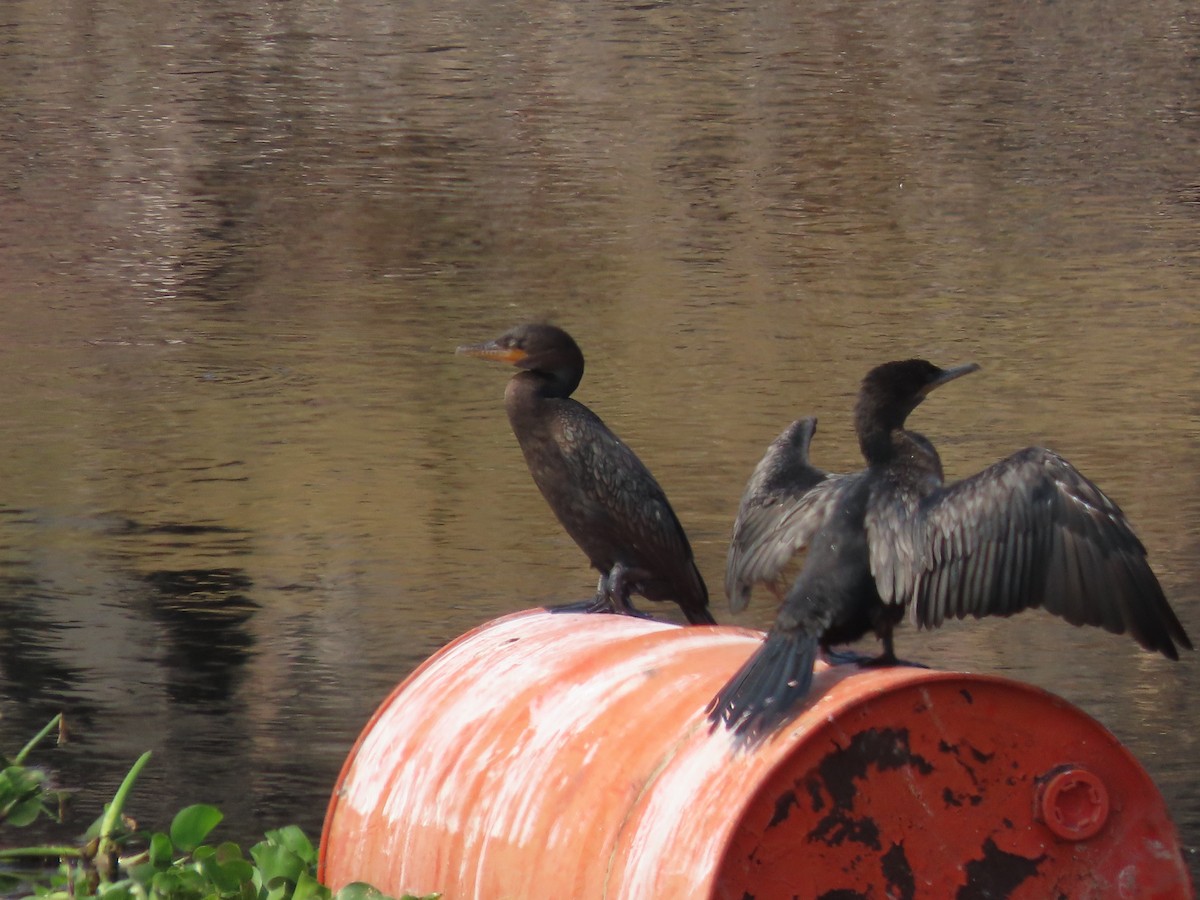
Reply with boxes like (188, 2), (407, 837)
(706, 629), (818, 743)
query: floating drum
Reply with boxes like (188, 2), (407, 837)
(319, 610), (1193, 899)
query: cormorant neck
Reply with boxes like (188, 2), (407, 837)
(858, 427), (897, 465)
(860, 425), (943, 484)
(855, 394), (918, 465)
(507, 365), (581, 403)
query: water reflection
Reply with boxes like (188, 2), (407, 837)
(0, 570), (97, 717)
(138, 566), (257, 705)
(0, 0), (1196, 882)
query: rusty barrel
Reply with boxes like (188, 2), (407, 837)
(318, 610), (1192, 899)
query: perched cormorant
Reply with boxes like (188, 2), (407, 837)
(457, 323), (715, 625)
(710, 359), (1192, 740)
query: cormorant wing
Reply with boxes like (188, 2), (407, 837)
(573, 424), (709, 609)
(579, 427), (694, 557)
(725, 472), (858, 612)
(890, 446), (1190, 658)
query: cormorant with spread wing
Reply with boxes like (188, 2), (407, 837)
(458, 323), (714, 625)
(710, 359), (1191, 740)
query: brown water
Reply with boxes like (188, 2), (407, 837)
(1, 0), (1198, 881)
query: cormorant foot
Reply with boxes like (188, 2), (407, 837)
(822, 648), (876, 666)
(855, 654), (929, 670)
(545, 599), (657, 620)
(546, 595), (619, 615)
(605, 563), (656, 619)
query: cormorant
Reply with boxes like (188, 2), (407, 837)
(709, 359), (1192, 740)
(457, 323), (715, 626)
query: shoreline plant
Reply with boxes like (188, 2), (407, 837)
(1, 715), (436, 900)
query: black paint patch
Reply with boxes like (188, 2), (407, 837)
(770, 789), (799, 827)
(807, 776), (825, 812)
(956, 837), (1044, 899)
(817, 891), (869, 900)
(806, 728), (934, 851)
(809, 811), (881, 850)
(968, 745), (994, 764)
(881, 842), (916, 900)
(938, 737), (997, 808)
(960, 688), (974, 704)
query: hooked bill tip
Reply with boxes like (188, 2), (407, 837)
(928, 362), (980, 392)
(947, 362), (982, 378)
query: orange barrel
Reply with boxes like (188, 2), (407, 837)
(318, 610), (1193, 899)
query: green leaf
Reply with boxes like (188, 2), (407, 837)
(92, 879), (135, 900)
(192, 844), (215, 862)
(335, 883), (426, 900)
(169, 804), (224, 852)
(291, 871), (326, 900)
(125, 858), (158, 886)
(157, 864), (211, 898)
(249, 841), (305, 886)
(5, 792), (46, 826)
(223, 857), (256, 885)
(148, 831), (174, 868)
(334, 884), (387, 900)
(198, 851), (254, 893)
(0, 764), (48, 825)
(267, 826), (316, 864)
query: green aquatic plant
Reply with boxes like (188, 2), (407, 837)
(0, 716), (438, 900)
(1, 714), (68, 830)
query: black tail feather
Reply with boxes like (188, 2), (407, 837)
(706, 628), (819, 743)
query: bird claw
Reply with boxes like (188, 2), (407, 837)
(822, 649), (875, 666)
(546, 596), (614, 615)
(545, 595), (656, 620)
(822, 649), (929, 670)
(857, 654), (928, 670)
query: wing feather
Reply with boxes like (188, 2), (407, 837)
(725, 418), (852, 612)
(902, 447), (1189, 658)
(725, 473), (858, 611)
(865, 469), (928, 608)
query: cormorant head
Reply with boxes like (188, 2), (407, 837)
(855, 359), (979, 459)
(457, 323), (585, 396)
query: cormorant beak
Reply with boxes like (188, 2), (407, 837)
(920, 362), (980, 397)
(456, 340), (529, 366)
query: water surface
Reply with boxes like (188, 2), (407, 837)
(1, 0), (1198, 881)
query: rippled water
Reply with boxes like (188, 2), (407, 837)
(1, 0), (1198, 881)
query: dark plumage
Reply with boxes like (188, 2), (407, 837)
(457, 323), (714, 625)
(710, 359), (1191, 741)
(725, 417), (830, 612)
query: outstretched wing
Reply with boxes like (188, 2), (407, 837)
(726, 472), (858, 612)
(902, 447), (1190, 658)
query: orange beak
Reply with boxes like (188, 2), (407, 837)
(456, 340), (529, 365)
